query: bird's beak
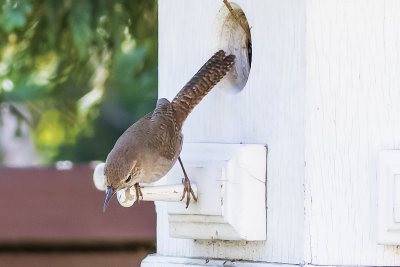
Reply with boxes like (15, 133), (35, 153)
(103, 187), (114, 212)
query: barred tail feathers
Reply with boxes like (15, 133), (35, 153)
(171, 50), (235, 129)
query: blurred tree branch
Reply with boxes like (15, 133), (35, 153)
(0, 0), (158, 163)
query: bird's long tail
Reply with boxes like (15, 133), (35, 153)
(171, 50), (235, 129)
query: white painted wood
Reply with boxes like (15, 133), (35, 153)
(93, 163), (107, 191)
(165, 143), (266, 241)
(304, 265), (379, 267)
(377, 150), (400, 245)
(141, 255), (299, 267)
(142, 256), (396, 267)
(158, 0), (305, 263)
(305, 1), (400, 265)
(116, 184), (198, 208)
(394, 175), (400, 223)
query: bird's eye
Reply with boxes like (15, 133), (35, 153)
(125, 175), (132, 183)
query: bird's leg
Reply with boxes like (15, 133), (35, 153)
(178, 156), (197, 208)
(134, 183), (143, 202)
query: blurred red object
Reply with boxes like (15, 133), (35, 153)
(0, 165), (156, 245)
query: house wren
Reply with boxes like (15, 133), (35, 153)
(103, 50), (235, 210)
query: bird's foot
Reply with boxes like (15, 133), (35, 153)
(180, 176), (197, 208)
(134, 183), (143, 202)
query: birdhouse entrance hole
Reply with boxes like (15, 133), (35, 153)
(212, 2), (251, 94)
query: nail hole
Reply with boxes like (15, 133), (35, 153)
(212, 2), (252, 94)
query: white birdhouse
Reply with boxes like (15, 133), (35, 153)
(95, 0), (400, 266)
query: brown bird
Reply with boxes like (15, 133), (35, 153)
(103, 50), (235, 210)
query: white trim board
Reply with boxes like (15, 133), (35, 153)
(141, 255), (299, 267)
(142, 255), (389, 267)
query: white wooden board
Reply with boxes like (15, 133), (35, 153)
(158, 0), (305, 263)
(157, 0), (400, 266)
(305, 0), (400, 265)
(166, 143), (267, 241)
(142, 255), (299, 267)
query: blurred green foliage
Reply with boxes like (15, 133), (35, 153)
(0, 0), (158, 163)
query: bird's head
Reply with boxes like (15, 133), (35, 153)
(102, 146), (138, 211)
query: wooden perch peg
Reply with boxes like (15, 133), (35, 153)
(93, 163), (107, 191)
(117, 184), (198, 207)
(93, 163), (198, 208)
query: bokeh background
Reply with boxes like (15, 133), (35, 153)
(0, 0), (158, 266)
(0, 0), (157, 165)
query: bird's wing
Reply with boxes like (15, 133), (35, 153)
(149, 98), (182, 161)
(151, 98), (173, 119)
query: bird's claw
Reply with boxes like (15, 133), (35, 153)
(180, 177), (197, 208)
(134, 183), (143, 202)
